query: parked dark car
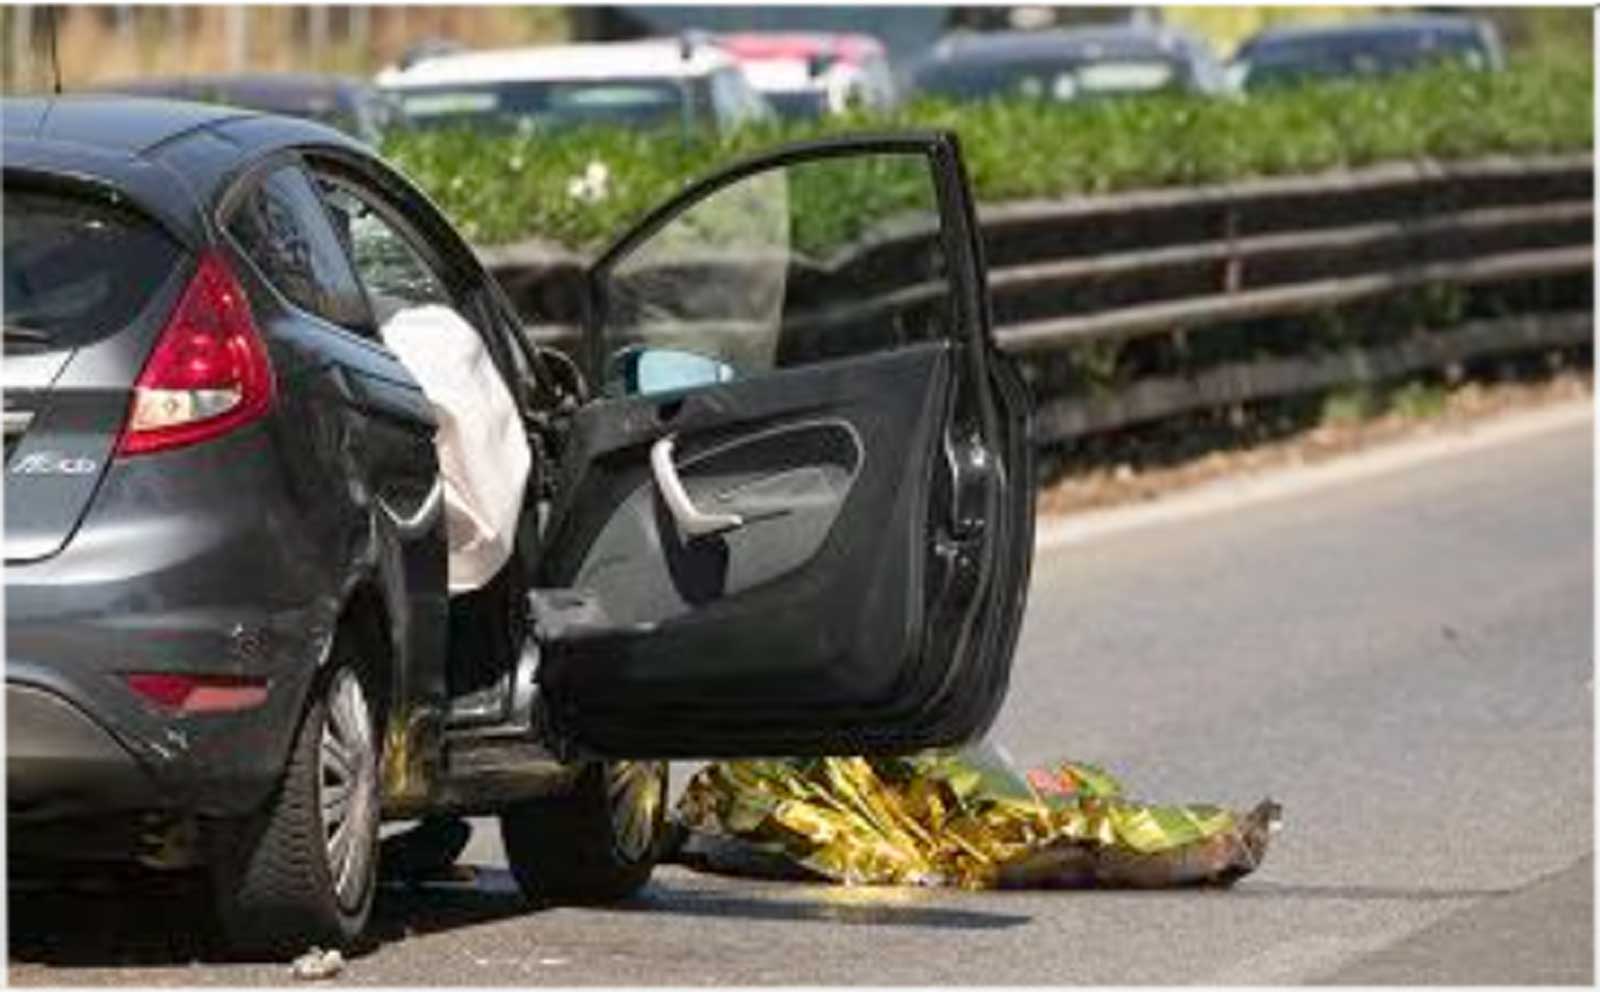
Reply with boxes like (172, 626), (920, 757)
(1230, 15), (1505, 92)
(907, 25), (1228, 104)
(90, 73), (405, 145)
(3, 97), (1033, 955)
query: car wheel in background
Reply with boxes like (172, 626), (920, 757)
(499, 760), (667, 904)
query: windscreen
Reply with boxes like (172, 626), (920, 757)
(1239, 30), (1489, 89)
(914, 55), (1182, 102)
(763, 89), (830, 120)
(395, 78), (700, 133)
(3, 188), (184, 350)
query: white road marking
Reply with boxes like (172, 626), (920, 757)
(1036, 400), (1593, 550)
(1203, 932), (1403, 985)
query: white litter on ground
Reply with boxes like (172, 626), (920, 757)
(289, 947), (345, 981)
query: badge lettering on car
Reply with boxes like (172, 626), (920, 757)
(10, 452), (98, 476)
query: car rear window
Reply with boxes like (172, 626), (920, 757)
(2, 188), (184, 349)
(765, 89), (829, 120)
(914, 56), (1184, 102)
(1240, 30), (1490, 88)
(395, 78), (699, 133)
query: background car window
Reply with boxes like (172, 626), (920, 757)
(227, 165), (371, 331)
(396, 78), (694, 133)
(1238, 29), (1496, 90)
(318, 178), (451, 320)
(915, 56), (1186, 101)
(599, 150), (950, 390)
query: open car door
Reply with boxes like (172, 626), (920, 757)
(534, 133), (1033, 758)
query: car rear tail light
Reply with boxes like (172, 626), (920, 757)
(118, 250), (275, 456)
(123, 673), (270, 714)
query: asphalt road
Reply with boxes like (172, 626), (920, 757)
(9, 407), (1593, 985)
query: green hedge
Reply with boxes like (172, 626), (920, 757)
(382, 54), (1593, 250)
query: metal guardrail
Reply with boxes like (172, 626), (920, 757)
(1006, 243), (1591, 351)
(481, 153), (1593, 442)
(983, 154), (1592, 350)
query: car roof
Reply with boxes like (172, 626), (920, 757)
(94, 72), (374, 107)
(3, 95), (363, 241)
(3, 94), (257, 155)
(925, 25), (1208, 65)
(720, 32), (881, 94)
(377, 38), (736, 88)
(1243, 14), (1486, 49)
(715, 32), (885, 65)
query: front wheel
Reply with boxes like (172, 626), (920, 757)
(500, 760), (667, 904)
(209, 663), (381, 958)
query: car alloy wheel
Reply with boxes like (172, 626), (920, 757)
(320, 668), (379, 912)
(606, 760), (665, 863)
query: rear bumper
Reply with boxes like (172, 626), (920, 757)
(5, 429), (334, 823)
(7, 683), (161, 820)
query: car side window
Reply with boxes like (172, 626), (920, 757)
(596, 150), (951, 392)
(316, 176), (452, 324)
(227, 164), (372, 332)
(308, 169), (538, 407)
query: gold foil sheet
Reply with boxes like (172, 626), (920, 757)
(674, 745), (1279, 890)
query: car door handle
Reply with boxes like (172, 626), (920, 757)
(379, 476), (444, 539)
(650, 436), (744, 539)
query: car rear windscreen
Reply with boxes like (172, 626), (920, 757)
(764, 89), (830, 120)
(3, 188), (184, 349)
(1239, 30), (1491, 89)
(395, 78), (702, 133)
(914, 56), (1182, 102)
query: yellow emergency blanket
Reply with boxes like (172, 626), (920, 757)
(673, 746), (1279, 890)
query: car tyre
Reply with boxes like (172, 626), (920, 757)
(500, 760), (667, 905)
(209, 657), (381, 958)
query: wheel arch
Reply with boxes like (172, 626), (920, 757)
(332, 581), (394, 728)
(331, 574), (440, 815)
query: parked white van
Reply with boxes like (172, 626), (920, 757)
(377, 38), (773, 134)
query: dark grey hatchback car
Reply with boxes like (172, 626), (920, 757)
(3, 96), (1033, 955)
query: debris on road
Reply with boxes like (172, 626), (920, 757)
(672, 744), (1280, 889)
(289, 947), (344, 981)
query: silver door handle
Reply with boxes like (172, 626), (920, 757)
(650, 436), (743, 539)
(379, 476), (444, 539)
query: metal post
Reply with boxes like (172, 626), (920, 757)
(166, 5), (186, 74)
(308, 4), (328, 71)
(394, 5), (409, 62)
(350, 5), (370, 72)
(225, 5), (247, 72)
(10, 4), (33, 91)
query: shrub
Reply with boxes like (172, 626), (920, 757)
(383, 54), (1592, 250)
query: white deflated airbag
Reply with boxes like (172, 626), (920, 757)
(380, 305), (531, 594)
